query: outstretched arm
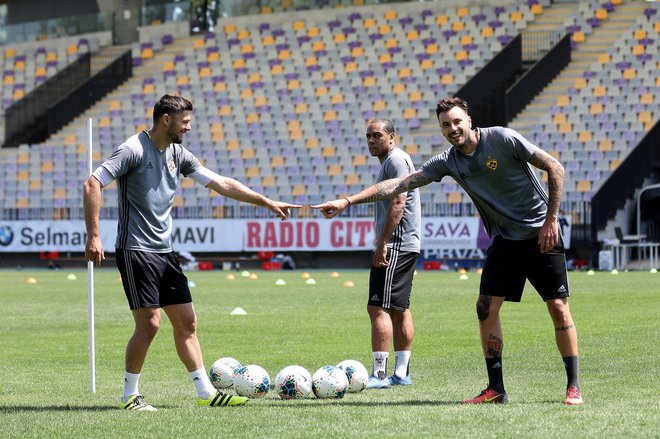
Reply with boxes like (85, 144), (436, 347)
(528, 147), (565, 253)
(206, 176), (301, 220)
(83, 176), (105, 266)
(312, 170), (432, 219)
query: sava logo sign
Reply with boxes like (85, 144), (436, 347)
(422, 218), (481, 249)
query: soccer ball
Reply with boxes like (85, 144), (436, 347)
(233, 364), (271, 398)
(209, 357), (242, 389)
(336, 359), (369, 393)
(274, 365), (313, 399)
(312, 366), (348, 399)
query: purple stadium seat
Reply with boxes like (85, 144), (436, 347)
(472, 14), (486, 24)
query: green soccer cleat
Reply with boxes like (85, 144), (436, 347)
(120, 394), (157, 411)
(198, 390), (249, 407)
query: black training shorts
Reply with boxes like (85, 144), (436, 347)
(369, 248), (419, 311)
(116, 249), (192, 310)
(480, 236), (570, 302)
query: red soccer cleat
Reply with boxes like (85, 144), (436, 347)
(461, 386), (508, 404)
(564, 386), (584, 405)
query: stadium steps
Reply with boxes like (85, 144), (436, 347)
(521, 2), (579, 62)
(509, 1), (645, 136)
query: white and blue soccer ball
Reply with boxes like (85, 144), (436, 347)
(312, 366), (349, 399)
(233, 364), (271, 398)
(336, 359), (369, 393)
(209, 357), (242, 389)
(275, 365), (313, 400)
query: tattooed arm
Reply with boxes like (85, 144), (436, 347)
(312, 170), (433, 219)
(528, 147), (565, 253)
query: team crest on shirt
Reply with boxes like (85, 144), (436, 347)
(167, 160), (176, 172)
(486, 158), (498, 171)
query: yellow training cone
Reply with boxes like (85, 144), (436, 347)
(226, 273), (236, 280)
(301, 272), (311, 279)
(476, 268), (483, 275)
(459, 274), (468, 280)
(26, 277), (38, 284)
(66, 274), (77, 280)
(230, 307), (247, 315)
(330, 271), (340, 278)
(305, 278), (316, 285)
(587, 270), (595, 275)
(275, 279), (286, 285)
(249, 273), (258, 280)
(241, 270), (250, 277)
(457, 268), (467, 274)
(342, 280), (354, 287)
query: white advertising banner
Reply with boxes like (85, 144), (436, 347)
(0, 217), (485, 252)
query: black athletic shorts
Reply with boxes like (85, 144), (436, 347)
(480, 236), (570, 302)
(116, 249), (192, 310)
(369, 248), (419, 311)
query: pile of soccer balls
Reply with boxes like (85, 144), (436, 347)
(209, 357), (369, 399)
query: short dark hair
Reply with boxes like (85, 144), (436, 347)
(153, 94), (193, 124)
(435, 97), (469, 119)
(369, 118), (396, 134)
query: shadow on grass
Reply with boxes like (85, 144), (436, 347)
(259, 399), (460, 406)
(0, 404), (177, 412)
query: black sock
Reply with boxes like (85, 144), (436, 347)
(563, 356), (580, 389)
(486, 358), (505, 393)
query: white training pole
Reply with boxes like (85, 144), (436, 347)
(87, 117), (96, 394)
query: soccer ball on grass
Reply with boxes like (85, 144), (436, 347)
(233, 364), (271, 398)
(209, 357), (242, 389)
(312, 365), (348, 399)
(336, 359), (369, 393)
(274, 365), (313, 399)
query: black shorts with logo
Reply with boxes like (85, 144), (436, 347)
(116, 249), (192, 310)
(480, 236), (570, 302)
(369, 248), (419, 311)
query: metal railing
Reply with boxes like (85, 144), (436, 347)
(0, 12), (113, 45)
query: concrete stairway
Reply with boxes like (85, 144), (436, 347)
(509, 1), (648, 137)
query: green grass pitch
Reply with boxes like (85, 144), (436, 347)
(1, 268), (658, 438)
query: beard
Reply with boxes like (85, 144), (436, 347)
(167, 128), (183, 144)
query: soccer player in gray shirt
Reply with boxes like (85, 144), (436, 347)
(84, 94), (300, 410)
(313, 97), (583, 406)
(361, 119), (421, 389)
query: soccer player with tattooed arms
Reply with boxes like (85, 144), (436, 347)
(313, 97), (583, 405)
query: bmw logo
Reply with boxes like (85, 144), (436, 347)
(0, 225), (14, 246)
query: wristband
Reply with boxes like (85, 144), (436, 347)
(344, 197), (352, 206)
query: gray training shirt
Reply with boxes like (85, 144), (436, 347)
(419, 126), (548, 240)
(375, 147), (421, 253)
(97, 130), (202, 252)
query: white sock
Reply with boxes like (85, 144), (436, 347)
(394, 350), (411, 378)
(191, 368), (216, 399)
(372, 351), (389, 380)
(123, 371), (140, 403)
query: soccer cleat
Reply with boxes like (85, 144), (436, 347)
(461, 386), (508, 404)
(388, 374), (413, 386)
(564, 386), (584, 405)
(120, 394), (157, 411)
(198, 390), (249, 407)
(366, 375), (391, 389)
